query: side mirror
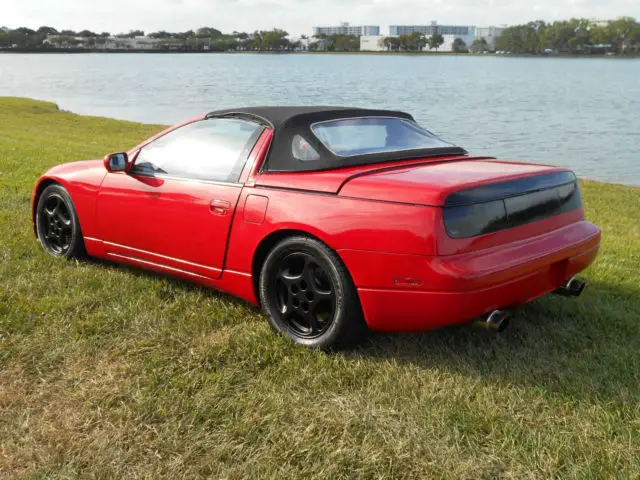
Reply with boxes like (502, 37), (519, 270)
(104, 152), (128, 172)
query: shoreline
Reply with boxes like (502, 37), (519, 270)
(1, 48), (639, 59)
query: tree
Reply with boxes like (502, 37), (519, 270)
(116, 30), (144, 38)
(631, 26), (640, 54)
(175, 30), (194, 40)
(428, 33), (444, 52)
(380, 36), (401, 51)
(608, 17), (637, 54)
(36, 26), (58, 36)
(397, 34), (410, 51)
(493, 17), (640, 55)
(60, 30), (76, 36)
(252, 29), (289, 50)
(196, 27), (222, 38)
(77, 30), (97, 38)
(0, 31), (10, 47)
(452, 37), (467, 53)
(409, 31), (427, 51)
(470, 38), (489, 53)
(329, 34), (359, 51)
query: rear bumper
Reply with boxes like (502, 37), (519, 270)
(339, 221), (600, 332)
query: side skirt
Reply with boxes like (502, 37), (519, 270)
(83, 237), (259, 305)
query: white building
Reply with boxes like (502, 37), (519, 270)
(475, 26), (507, 50)
(313, 22), (380, 37)
(105, 36), (163, 50)
(389, 23), (475, 38)
(385, 22), (476, 51)
(44, 34), (164, 50)
(360, 36), (388, 51)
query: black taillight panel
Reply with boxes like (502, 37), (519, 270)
(444, 200), (508, 239)
(443, 173), (583, 239)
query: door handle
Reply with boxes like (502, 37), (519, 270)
(210, 199), (231, 216)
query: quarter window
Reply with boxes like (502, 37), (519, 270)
(292, 134), (321, 161)
(133, 118), (263, 183)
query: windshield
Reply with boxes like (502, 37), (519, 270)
(311, 117), (456, 157)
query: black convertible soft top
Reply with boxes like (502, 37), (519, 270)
(206, 106), (467, 173)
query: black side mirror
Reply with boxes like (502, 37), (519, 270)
(103, 152), (128, 172)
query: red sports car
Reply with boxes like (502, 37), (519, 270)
(32, 107), (601, 348)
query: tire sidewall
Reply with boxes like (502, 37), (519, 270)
(259, 237), (349, 349)
(36, 184), (83, 258)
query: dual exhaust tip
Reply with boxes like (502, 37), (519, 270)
(473, 277), (586, 333)
(552, 276), (586, 298)
(473, 309), (511, 333)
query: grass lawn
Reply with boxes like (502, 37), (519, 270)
(1, 97), (639, 479)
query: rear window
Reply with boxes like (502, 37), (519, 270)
(311, 117), (456, 157)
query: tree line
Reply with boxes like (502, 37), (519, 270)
(495, 17), (640, 54)
(0, 26), (306, 51)
(377, 32), (446, 52)
(2, 17), (639, 54)
(309, 34), (360, 51)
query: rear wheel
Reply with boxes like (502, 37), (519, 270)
(259, 236), (366, 349)
(36, 184), (85, 258)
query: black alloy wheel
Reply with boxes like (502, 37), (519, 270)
(272, 251), (336, 339)
(259, 236), (366, 349)
(36, 184), (85, 258)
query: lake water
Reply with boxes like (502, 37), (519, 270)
(1, 53), (639, 185)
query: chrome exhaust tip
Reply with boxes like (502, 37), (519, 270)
(473, 309), (510, 333)
(553, 276), (586, 297)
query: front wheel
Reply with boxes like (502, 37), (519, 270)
(35, 184), (85, 258)
(259, 236), (366, 350)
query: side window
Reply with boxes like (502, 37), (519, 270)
(133, 118), (263, 183)
(292, 134), (320, 162)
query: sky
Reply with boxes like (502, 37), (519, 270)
(3, 0), (639, 36)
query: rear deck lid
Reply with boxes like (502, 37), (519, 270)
(338, 159), (570, 206)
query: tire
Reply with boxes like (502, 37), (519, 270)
(35, 184), (85, 258)
(258, 235), (366, 350)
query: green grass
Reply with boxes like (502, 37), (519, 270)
(1, 97), (639, 479)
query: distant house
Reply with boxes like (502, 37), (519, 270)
(43, 35), (90, 48)
(44, 34), (164, 50)
(104, 36), (163, 50)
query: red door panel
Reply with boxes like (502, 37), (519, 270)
(97, 172), (242, 279)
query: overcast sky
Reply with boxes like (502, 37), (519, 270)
(4, 0), (639, 36)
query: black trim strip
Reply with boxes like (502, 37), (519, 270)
(444, 171), (577, 207)
(206, 111), (273, 128)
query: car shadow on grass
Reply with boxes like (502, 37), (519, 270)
(84, 258), (640, 403)
(354, 280), (640, 404)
